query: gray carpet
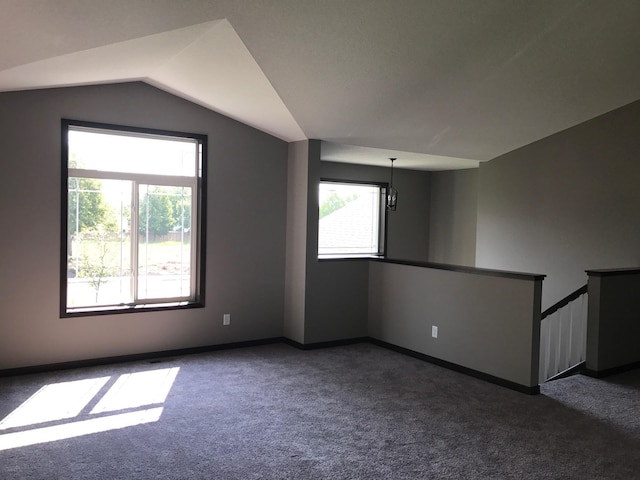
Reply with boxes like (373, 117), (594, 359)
(0, 342), (639, 479)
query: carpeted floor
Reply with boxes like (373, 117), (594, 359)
(0, 342), (638, 479)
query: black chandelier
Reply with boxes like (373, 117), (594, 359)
(386, 157), (398, 211)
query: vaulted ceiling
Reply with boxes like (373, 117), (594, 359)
(2, 0), (639, 170)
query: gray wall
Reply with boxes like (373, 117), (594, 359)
(587, 270), (640, 373)
(282, 151), (432, 345)
(297, 158), (432, 344)
(368, 262), (543, 388)
(428, 169), (478, 266)
(0, 82), (288, 369)
(284, 141), (309, 343)
(476, 99), (640, 309)
(302, 147), (371, 343)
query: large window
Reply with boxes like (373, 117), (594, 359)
(318, 181), (386, 258)
(61, 120), (206, 316)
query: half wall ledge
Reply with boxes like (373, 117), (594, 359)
(372, 258), (546, 281)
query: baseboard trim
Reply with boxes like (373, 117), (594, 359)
(583, 360), (640, 378)
(0, 335), (541, 395)
(368, 338), (540, 395)
(0, 337), (284, 377)
(282, 337), (369, 350)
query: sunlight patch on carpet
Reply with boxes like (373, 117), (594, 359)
(0, 407), (163, 451)
(91, 367), (179, 413)
(0, 377), (110, 429)
(0, 367), (179, 451)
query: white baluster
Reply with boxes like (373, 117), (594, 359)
(539, 292), (588, 383)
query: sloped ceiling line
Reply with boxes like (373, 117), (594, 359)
(1, 1), (639, 170)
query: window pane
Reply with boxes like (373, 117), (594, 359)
(67, 179), (132, 307)
(318, 183), (381, 255)
(69, 129), (197, 177)
(63, 120), (204, 315)
(137, 185), (192, 300)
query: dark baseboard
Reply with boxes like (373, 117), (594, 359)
(0, 337), (284, 378)
(583, 360), (640, 379)
(0, 335), (540, 395)
(368, 338), (540, 395)
(282, 336), (369, 350)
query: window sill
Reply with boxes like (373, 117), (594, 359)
(318, 254), (384, 261)
(63, 301), (204, 318)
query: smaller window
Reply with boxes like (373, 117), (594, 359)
(318, 181), (386, 258)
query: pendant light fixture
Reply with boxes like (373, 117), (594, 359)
(386, 157), (398, 211)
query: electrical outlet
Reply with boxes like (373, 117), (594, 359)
(223, 313), (231, 326)
(432, 325), (438, 338)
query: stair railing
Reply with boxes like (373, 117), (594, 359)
(539, 284), (588, 383)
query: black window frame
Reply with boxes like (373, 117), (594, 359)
(317, 178), (389, 259)
(60, 119), (207, 317)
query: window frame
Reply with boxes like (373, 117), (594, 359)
(60, 119), (207, 317)
(317, 178), (389, 259)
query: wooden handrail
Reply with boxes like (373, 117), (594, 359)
(541, 284), (588, 319)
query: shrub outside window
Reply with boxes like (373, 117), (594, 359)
(61, 120), (206, 316)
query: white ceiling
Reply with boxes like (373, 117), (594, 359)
(1, 0), (639, 170)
